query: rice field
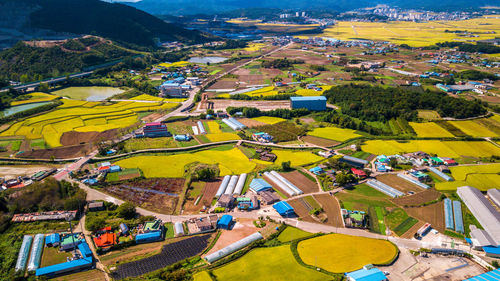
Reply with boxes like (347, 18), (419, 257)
(11, 92), (59, 106)
(273, 150), (323, 166)
(313, 17), (500, 47)
(297, 234), (398, 273)
(206, 121), (223, 133)
(307, 126), (361, 142)
(295, 86), (333, 96)
(212, 245), (329, 281)
(115, 147), (256, 178)
(251, 116), (287, 125)
(0, 99), (176, 147)
(205, 133), (241, 142)
(448, 120), (499, 138)
(409, 122), (454, 138)
(435, 164), (500, 191)
(130, 94), (185, 103)
(52, 87), (124, 101)
(244, 43), (266, 52)
(361, 140), (500, 158)
(221, 86), (280, 98)
(158, 61), (189, 68)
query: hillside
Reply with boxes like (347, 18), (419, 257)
(0, 0), (215, 48)
(126, 0), (490, 15)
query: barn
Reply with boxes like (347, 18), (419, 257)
(217, 215), (233, 229)
(290, 96), (327, 111)
(273, 201), (295, 217)
(249, 178), (272, 193)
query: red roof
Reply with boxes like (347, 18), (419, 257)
(444, 159), (456, 164)
(93, 232), (116, 248)
(145, 122), (162, 126)
(98, 166), (110, 171)
(351, 168), (367, 177)
(8, 183), (25, 189)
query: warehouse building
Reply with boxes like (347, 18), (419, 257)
(488, 188), (500, 208)
(340, 155), (369, 168)
(135, 231), (163, 244)
(136, 122), (170, 138)
(217, 215), (233, 229)
(464, 268), (500, 281)
(457, 186), (500, 247)
(273, 201), (295, 217)
(290, 96), (327, 111)
(249, 178), (273, 193)
(345, 266), (387, 281)
(36, 257), (93, 277)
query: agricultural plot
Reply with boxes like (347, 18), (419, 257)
(115, 147), (257, 178)
(206, 133), (241, 142)
(255, 122), (306, 142)
(52, 86), (124, 101)
(417, 110), (441, 121)
(392, 189), (442, 207)
(281, 170), (318, 193)
(1, 99), (176, 147)
(251, 116), (287, 125)
(361, 140), (500, 158)
(53, 269), (107, 281)
(313, 194), (344, 227)
(130, 94), (185, 103)
(287, 198), (317, 223)
(405, 201), (445, 233)
(104, 178), (184, 214)
(297, 234), (398, 273)
(435, 163), (500, 191)
(301, 135), (340, 147)
(106, 168), (142, 182)
(385, 208), (418, 236)
(449, 120), (499, 138)
(409, 122), (454, 138)
(314, 17), (500, 47)
(193, 271), (212, 281)
(277, 227), (312, 243)
(295, 86), (333, 96)
(124, 137), (177, 151)
(11, 92), (59, 106)
(273, 150), (323, 166)
(112, 234), (211, 280)
(376, 174), (422, 194)
(307, 126), (361, 142)
(212, 245), (330, 281)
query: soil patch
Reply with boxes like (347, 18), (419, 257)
(404, 201), (445, 233)
(392, 189), (442, 207)
(238, 118), (266, 128)
(314, 194), (344, 227)
(376, 174), (422, 194)
(205, 218), (258, 255)
(288, 198), (317, 223)
(60, 129), (118, 146)
(281, 170), (318, 194)
(301, 135), (340, 147)
(19, 144), (89, 159)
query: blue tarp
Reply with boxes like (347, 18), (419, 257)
(273, 201), (295, 217)
(35, 257), (92, 276)
(345, 268), (387, 281)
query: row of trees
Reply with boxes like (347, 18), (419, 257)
(226, 106), (310, 119)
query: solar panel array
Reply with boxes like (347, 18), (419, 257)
(112, 234), (211, 280)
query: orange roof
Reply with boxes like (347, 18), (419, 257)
(93, 232), (116, 248)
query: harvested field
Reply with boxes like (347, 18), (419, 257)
(281, 170), (318, 194)
(314, 194), (344, 227)
(287, 198), (316, 223)
(104, 178), (184, 214)
(376, 174), (422, 194)
(60, 129), (118, 146)
(237, 118), (266, 128)
(400, 220), (425, 239)
(207, 100), (290, 112)
(301, 135), (340, 147)
(392, 189), (442, 207)
(184, 179), (220, 213)
(209, 80), (239, 89)
(206, 219), (258, 255)
(404, 201), (445, 233)
(19, 144), (89, 159)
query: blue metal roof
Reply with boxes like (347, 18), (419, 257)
(45, 233), (60, 246)
(464, 268), (500, 281)
(218, 215), (233, 227)
(345, 268), (387, 281)
(78, 242), (92, 258)
(483, 246), (500, 255)
(273, 201), (294, 216)
(35, 257), (92, 276)
(290, 96), (327, 101)
(135, 231), (161, 242)
(249, 178), (272, 193)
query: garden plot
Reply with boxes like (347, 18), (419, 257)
(404, 201), (445, 233)
(206, 100), (290, 112)
(287, 198), (318, 223)
(449, 120), (499, 138)
(301, 135), (340, 147)
(313, 194), (344, 227)
(280, 170), (318, 194)
(392, 189), (442, 207)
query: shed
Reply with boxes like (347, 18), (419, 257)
(217, 215), (233, 229)
(77, 242), (93, 258)
(135, 231), (162, 243)
(340, 156), (369, 168)
(109, 165), (121, 173)
(290, 96), (327, 111)
(273, 201), (295, 217)
(45, 233), (60, 247)
(88, 201), (104, 212)
(483, 246), (500, 258)
(119, 223), (129, 235)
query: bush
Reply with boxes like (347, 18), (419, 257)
(116, 202), (136, 219)
(87, 217), (106, 232)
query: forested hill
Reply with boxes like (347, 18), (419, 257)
(0, 0), (216, 47)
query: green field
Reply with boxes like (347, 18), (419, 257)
(52, 86), (124, 100)
(115, 147), (256, 178)
(124, 137), (177, 151)
(1, 99), (177, 147)
(297, 234), (398, 273)
(273, 150), (323, 166)
(409, 122), (454, 138)
(212, 245), (330, 281)
(11, 92), (59, 106)
(308, 126), (361, 142)
(361, 140), (500, 158)
(277, 227), (313, 243)
(435, 163), (500, 191)
(385, 208), (418, 236)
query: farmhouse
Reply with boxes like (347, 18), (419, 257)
(252, 132), (273, 143)
(351, 168), (367, 179)
(93, 232), (117, 249)
(290, 96), (327, 111)
(136, 122), (170, 138)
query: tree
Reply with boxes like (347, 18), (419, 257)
(38, 83), (50, 93)
(87, 217), (106, 232)
(389, 158), (398, 168)
(117, 202), (136, 219)
(281, 161), (291, 171)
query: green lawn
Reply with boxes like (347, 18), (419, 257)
(41, 246), (73, 267)
(392, 217), (419, 236)
(278, 227), (312, 243)
(212, 245), (330, 281)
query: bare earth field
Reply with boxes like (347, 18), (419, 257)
(288, 198), (317, 223)
(60, 129), (118, 146)
(19, 144), (90, 159)
(208, 100), (290, 112)
(377, 174), (423, 194)
(314, 194), (344, 227)
(404, 201), (445, 233)
(205, 218), (258, 255)
(238, 118), (266, 128)
(0, 165), (59, 178)
(392, 189), (442, 207)
(184, 179), (220, 213)
(281, 170), (319, 194)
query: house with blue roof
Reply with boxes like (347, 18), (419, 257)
(345, 267), (387, 281)
(273, 201), (295, 217)
(217, 215), (233, 229)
